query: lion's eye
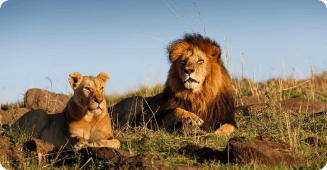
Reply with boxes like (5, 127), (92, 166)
(181, 60), (186, 64)
(85, 87), (90, 91)
(100, 87), (104, 91)
(197, 59), (204, 64)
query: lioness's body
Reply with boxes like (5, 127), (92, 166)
(13, 72), (120, 149)
(110, 34), (237, 136)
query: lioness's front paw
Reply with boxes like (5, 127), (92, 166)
(73, 142), (87, 151)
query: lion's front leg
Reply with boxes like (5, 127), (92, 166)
(162, 108), (204, 129)
(214, 124), (237, 136)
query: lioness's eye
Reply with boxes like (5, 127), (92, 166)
(100, 87), (104, 91)
(181, 60), (186, 64)
(197, 59), (204, 64)
(85, 87), (90, 91)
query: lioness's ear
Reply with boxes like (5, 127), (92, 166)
(68, 72), (83, 90)
(168, 41), (189, 63)
(97, 72), (109, 83)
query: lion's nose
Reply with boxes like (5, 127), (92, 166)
(184, 68), (195, 74)
(94, 98), (103, 104)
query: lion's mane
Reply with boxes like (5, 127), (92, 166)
(156, 33), (236, 130)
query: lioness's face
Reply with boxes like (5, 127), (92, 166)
(69, 72), (109, 115)
(178, 47), (207, 92)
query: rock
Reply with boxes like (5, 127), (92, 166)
(301, 137), (322, 147)
(280, 98), (327, 115)
(0, 145), (24, 164)
(24, 88), (70, 114)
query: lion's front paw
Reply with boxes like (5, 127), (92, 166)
(214, 124), (236, 136)
(174, 108), (204, 127)
(185, 116), (204, 127)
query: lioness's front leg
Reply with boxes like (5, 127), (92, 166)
(84, 139), (120, 149)
(72, 136), (87, 150)
(73, 138), (120, 150)
(162, 108), (204, 128)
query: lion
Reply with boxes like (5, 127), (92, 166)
(12, 72), (120, 150)
(110, 33), (237, 136)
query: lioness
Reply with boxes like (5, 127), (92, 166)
(12, 72), (120, 150)
(110, 33), (237, 136)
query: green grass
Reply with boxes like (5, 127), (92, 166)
(1, 72), (327, 169)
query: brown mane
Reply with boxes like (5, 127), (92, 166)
(156, 33), (236, 130)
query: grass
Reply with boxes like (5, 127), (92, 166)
(1, 71), (326, 169)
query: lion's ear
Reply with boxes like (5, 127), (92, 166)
(168, 41), (189, 63)
(97, 72), (109, 83)
(68, 72), (83, 90)
(209, 45), (221, 61)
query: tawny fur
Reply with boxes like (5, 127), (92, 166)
(110, 33), (237, 135)
(12, 72), (120, 149)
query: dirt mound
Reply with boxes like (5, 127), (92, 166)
(0, 135), (24, 166)
(225, 136), (304, 166)
(13, 108), (29, 120)
(26, 137), (55, 156)
(235, 96), (266, 106)
(123, 152), (199, 170)
(0, 108), (29, 125)
(235, 96), (327, 116)
(24, 88), (70, 114)
(49, 149), (199, 169)
(0, 146), (24, 164)
(280, 98), (326, 115)
(0, 136), (11, 146)
(0, 110), (12, 126)
(43, 140), (198, 169)
(179, 143), (225, 163)
(235, 96), (268, 116)
(180, 134), (305, 167)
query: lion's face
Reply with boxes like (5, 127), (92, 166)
(168, 34), (221, 94)
(68, 72), (109, 115)
(178, 47), (208, 92)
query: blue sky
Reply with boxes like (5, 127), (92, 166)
(0, 0), (326, 103)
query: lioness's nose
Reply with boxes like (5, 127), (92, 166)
(184, 68), (195, 74)
(94, 98), (103, 104)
